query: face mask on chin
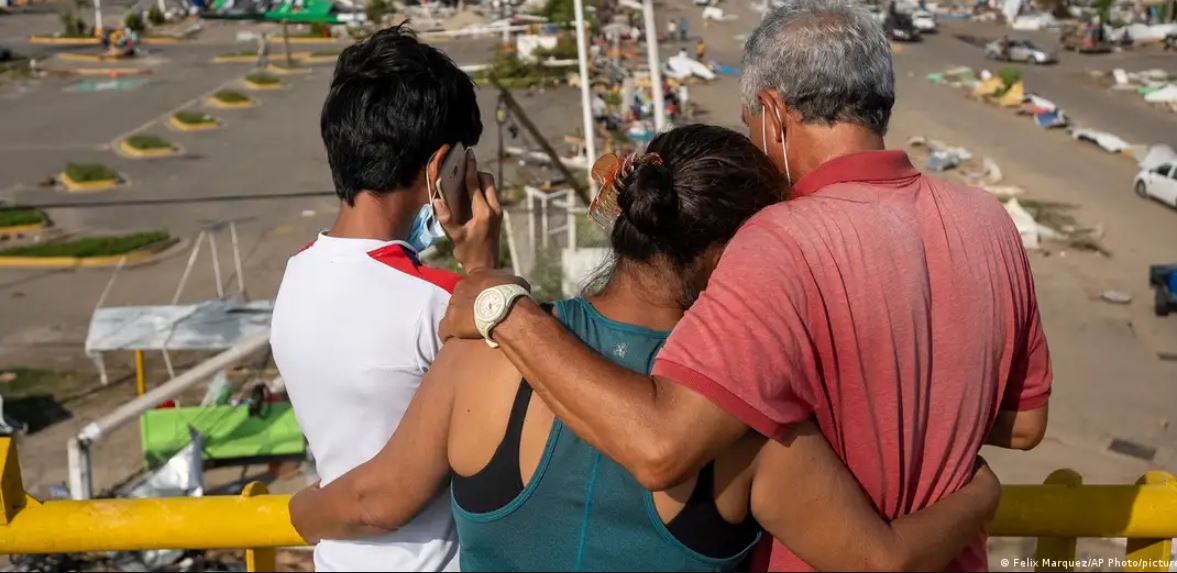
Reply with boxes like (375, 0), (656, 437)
(405, 173), (446, 252)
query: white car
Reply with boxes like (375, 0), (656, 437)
(1135, 161), (1177, 208)
(912, 10), (937, 32)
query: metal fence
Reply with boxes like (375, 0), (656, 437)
(1, 437), (1174, 572)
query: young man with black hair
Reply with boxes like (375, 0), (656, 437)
(271, 25), (500, 572)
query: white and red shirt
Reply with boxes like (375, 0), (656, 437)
(271, 233), (461, 572)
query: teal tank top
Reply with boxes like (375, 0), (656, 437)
(451, 297), (759, 572)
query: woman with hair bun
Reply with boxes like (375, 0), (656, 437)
(289, 125), (1001, 572)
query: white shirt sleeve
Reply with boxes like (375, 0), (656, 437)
(413, 288), (451, 372)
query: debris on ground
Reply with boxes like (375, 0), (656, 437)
(927, 149), (962, 172)
(1138, 144), (1177, 170)
(1143, 84), (1177, 104)
(1033, 109), (1067, 128)
(1091, 68), (1177, 114)
(701, 6), (737, 22)
(997, 81), (1025, 107)
(1070, 127), (1132, 153)
(1097, 289), (1134, 304)
(664, 52), (715, 81)
(1021, 94), (1069, 128)
(926, 66), (978, 88)
(911, 137), (972, 172)
(1109, 22), (1177, 45)
(1005, 198), (1060, 250)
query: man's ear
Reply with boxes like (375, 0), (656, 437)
(426, 144), (451, 190)
(758, 90), (789, 142)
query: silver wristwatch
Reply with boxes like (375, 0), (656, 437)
(474, 284), (532, 348)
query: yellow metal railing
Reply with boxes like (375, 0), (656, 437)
(1, 437), (1175, 572)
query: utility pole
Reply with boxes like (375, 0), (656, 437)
(572, 0), (596, 250)
(491, 76), (589, 205)
(93, 0), (104, 35)
(642, 0), (666, 131)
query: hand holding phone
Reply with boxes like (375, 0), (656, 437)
(432, 148), (503, 272)
(435, 143), (471, 227)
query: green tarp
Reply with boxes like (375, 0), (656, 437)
(140, 403), (305, 466)
(264, 0), (339, 23)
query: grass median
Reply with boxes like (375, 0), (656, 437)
(0, 231), (173, 258)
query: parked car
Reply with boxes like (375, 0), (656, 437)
(984, 39), (1057, 64)
(1134, 160), (1177, 209)
(0, 45), (12, 62)
(912, 10), (937, 33)
(1149, 264), (1177, 316)
(887, 13), (922, 42)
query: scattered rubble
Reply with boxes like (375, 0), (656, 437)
(1006, 198), (1060, 251)
(1070, 128), (1131, 153)
(1097, 289), (1134, 305)
(1091, 68), (1177, 114)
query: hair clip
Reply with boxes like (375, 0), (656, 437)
(588, 152), (663, 229)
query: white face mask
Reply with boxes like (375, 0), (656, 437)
(761, 105), (791, 186)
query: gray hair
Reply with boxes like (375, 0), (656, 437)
(741, 0), (895, 134)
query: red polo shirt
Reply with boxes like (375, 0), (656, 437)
(652, 150), (1051, 571)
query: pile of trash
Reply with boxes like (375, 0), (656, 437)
(931, 66), (1070, 128)
(906, 136), (1106, 253)
(1097, 68), (1177, 114)
(1107, 22), (1177, 45)
(926, 65), (1169, 158)
(926, 66), (981, 89)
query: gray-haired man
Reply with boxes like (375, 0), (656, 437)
(441, 0), (1051, 569)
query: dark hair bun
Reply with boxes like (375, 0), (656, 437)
(607, 125), (783, 268)
(618, 162), (679, 239)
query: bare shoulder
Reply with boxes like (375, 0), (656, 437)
(444, 338), (528, 476)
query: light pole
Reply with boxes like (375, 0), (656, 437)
(642, 0), (666, 131)
(93, 0), (104, 35)
(572, 0), (596, 249)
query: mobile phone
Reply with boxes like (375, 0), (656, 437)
(435, 143), (471, 227)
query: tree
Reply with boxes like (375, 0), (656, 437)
(1093, 0), (1113, 21)
(542, 0), (576, 25)
(148, 6), (166, 25)
(125, 11), (147, 33)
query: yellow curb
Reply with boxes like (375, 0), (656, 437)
(208, 96), (256, 109)
(243, 79), (284, 90)
(168, 116), (221, 131)
(266, 64), (309, 75)
(0, 240), (173, 269)
(59, 171), (120, 192)
(63, 66), (150, 76)
(0, 222), (47, 237)
(58, 52), (122, 62)
(30, 35), (100, 45)
(284, 36), (338, 44)
(213, 55), (259, 63)
(142, 36), (180, 45)
(299, 55), (338, 64)
(118, 139), (178, 158)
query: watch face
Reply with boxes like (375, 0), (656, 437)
(476, 289), (507, 322)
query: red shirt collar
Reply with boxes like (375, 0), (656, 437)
(790, 150), (919, 198)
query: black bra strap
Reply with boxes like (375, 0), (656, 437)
(451, 303), (553, 514)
